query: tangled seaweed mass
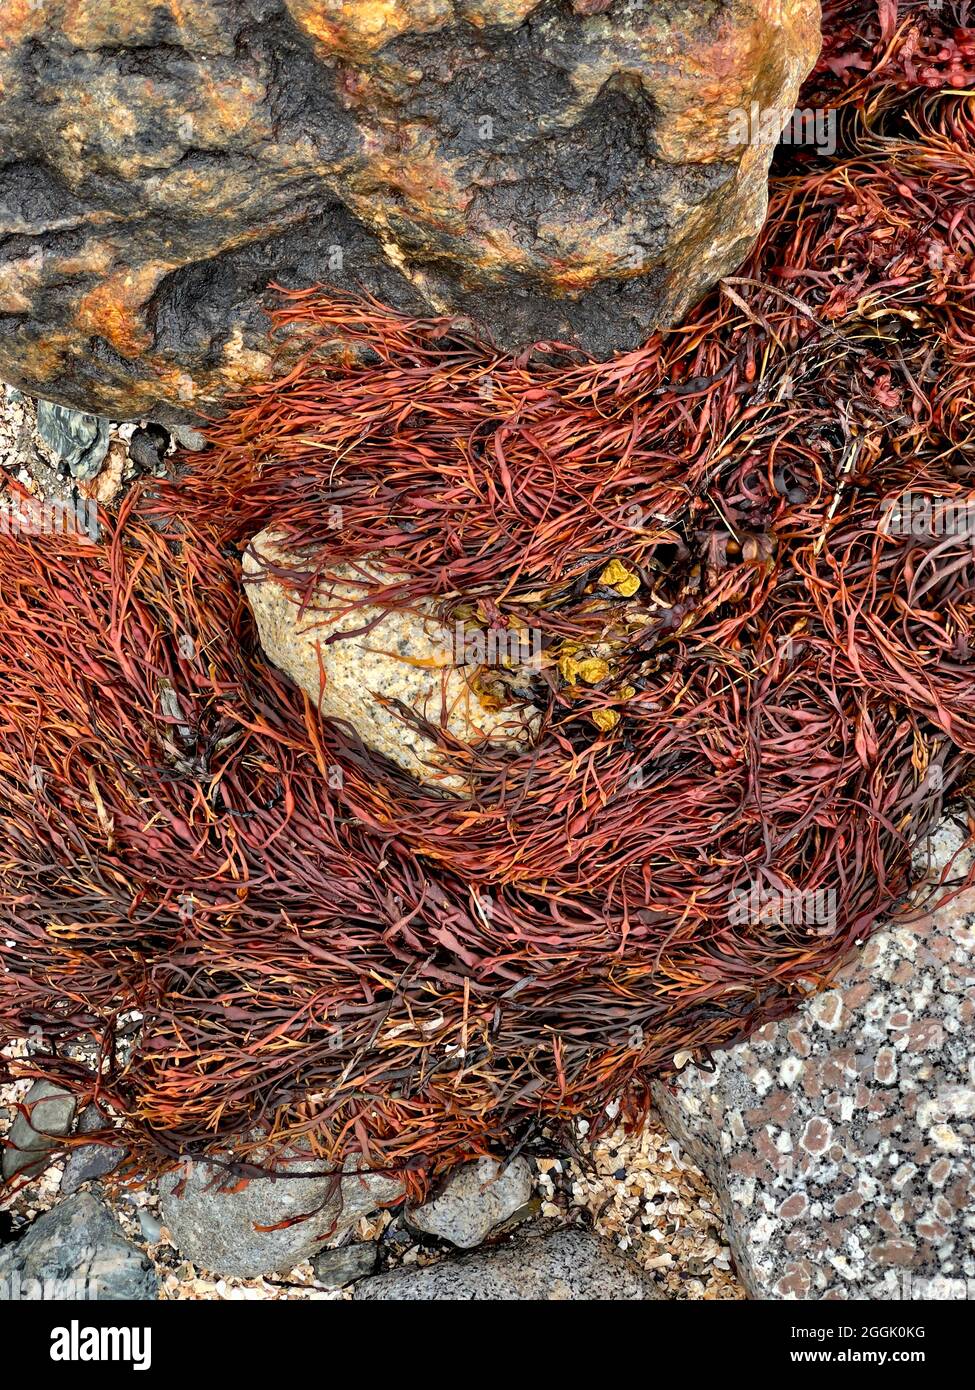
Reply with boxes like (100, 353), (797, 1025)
(1, 0), (974, 1185)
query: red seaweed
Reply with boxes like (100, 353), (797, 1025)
(1, 0), (973, 1185)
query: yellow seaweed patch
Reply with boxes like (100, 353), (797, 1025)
(591, 708), (619, 732)
(599, 558), (641, 597)
(559, 649), (610, 685)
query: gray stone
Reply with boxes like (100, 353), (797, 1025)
(409, 1156), (533, 1248)
(2, 1080), (76, 1182)
(160, 1150), (404, 1278)
(355, 1226), (663, 1300)
(0, 1193), (157, 1301)
(170, 424), (208, 452)
(127, 424), (169, 473)
(60, 1106), (126, 1196)
(137, 1210), (163, 1245)
(651, 824), (975, 1300)
(312, 1242), (377, 1289)
(35, 401), (110, 479)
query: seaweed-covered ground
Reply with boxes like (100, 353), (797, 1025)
(1, 0), (973, 1201)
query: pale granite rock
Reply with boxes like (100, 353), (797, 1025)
(408, 1156), (533, 1248)
(160, 1149), (405, 1279)
(243, 528), (540, 793)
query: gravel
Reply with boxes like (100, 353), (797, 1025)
(2, 1041), (740, 1299)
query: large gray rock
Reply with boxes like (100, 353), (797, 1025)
(408, 1156), (533, 1248)
(160, 1151), (404, 1278)
(0, 1193), (157, 1301)
(2, 1080), (76, 1182)
(355, 1226), (663, 1300)
(651, 835), (975, 1300)
(0, 1), (820, 421)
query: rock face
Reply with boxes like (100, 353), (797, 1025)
(408, 1155), (533, 1247)
(355, 1226), (664, 1299)
(60, 1106), (126, 1196)
(0, 1193), (158, 1301)
(652, 865), (975, 1300)
(0, 1), (820, 421)
(2, 1080), (76, 1182)
(244, 529), (540, 792)
(159, 1151), (404, 1278)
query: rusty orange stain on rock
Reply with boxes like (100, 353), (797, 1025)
(287, 1), (452, 56)
(347, 146), (473, 239)
(76, 285), (153, 358)
(458, 1), (539, 25)
(63, 0), (161, 48)
(61, 0), (230, 51)
(0, 0), (44, 52)
(76, 264), (174, 358)
(196, 71), (268, 138)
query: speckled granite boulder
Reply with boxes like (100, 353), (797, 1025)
(0, 1), (819, 420)
(355, 1226), (664, 1299)
(243, 529), (540, 792)
(652, 838), (975, 1300)
(408, 1155), (533, 1247)
(160, 1149), (404, 1278)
